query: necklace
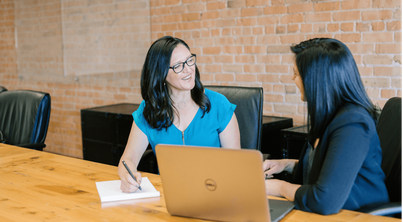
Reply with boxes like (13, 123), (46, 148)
(175, 96), (191, 110)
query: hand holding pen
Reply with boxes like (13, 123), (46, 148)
(122, 160), (142, 191)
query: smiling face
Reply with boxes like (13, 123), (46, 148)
(165, 44), (196, 94)
(292, 60), (306, 101)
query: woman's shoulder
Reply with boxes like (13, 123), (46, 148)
(331, 103), (376, 129)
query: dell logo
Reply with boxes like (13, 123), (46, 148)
(205, 179), (217, 191)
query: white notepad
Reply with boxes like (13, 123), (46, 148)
(96, 177), (160, 202)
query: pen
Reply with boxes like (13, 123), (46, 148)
(122, 160), (142, 191)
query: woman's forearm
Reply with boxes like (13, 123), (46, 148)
(280, 182), (301, 201)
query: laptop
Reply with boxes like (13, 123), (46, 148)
(155, 144), (295, 222)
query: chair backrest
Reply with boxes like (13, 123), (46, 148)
(205, 85), (263, 150)
(377, 97), (401, 202)
(0, 90), (51, 149)
(0, 86), (7, 93)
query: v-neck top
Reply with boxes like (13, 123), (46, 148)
(133, 89), (236, 153)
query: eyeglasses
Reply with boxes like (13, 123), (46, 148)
(169, 54), (197, 74)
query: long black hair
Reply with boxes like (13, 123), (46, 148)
(140, 36), (211, 130)
(290, 38), (378, 142)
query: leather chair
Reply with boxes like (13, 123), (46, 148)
(0, 90), (51, 151)
(0, 86), (7, 93)
(358, 97), (401, 217)
(138, 85), (264, 174)
(205, 85), (263, 150)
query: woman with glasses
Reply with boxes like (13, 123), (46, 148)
(262, 38), (389, 215)
(118, 36), (241, 193)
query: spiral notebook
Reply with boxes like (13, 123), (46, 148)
(96, 177), (160, 202)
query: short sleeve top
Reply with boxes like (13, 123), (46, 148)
(132, 89), (236, 153)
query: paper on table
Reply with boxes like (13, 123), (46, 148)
(96, 177), (160, 202)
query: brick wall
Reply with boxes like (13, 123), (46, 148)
(0, 0), (401, 158)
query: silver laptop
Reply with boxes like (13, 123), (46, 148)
(155, 144), (294, 222)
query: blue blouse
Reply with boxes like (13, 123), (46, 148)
(133, 89), (236, 153)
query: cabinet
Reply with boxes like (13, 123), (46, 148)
(81, 103), (139, 166)
(281, 125), (308, 159)
(261, 116), (293, 158)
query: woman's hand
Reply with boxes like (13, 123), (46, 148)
(263, 159), (298, 178)
(265, 179), (284, 197)
(120, 171), (142, 193)
(265, 179), (301, 201)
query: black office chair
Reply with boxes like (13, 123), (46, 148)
(358, 97), (401, 218)
(205, 85), (263, 150)
(0, 86), (7, 93)
(0, 90), (51, 151)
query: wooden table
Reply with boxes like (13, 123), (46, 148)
(0, 144), (399, 222)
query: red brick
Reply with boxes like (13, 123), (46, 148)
(207, 2), (226, 10)
(241, 8), (263, 17)
(237, 18), (257, 26)
(235, 55), (255, 63)
(374, 67), (402, 76)
(276, 25), (286, 34)
(214, 55), (233, 63)
(236, 74), (257, 82)
(347, 44), (374, 54)
(334, 33), (361, 43)
(362, 10), (393, 21)
(244, 45), (266, 54)
(253, 27), (264, 35)
(280, 34), (305, 44)
(223, 64), (242, 73)
(182, 13), (201, 21)
(281, 13), (304, 24)
(246, 0), (268, 7)
(263, 6), (287, 15)
(228, 0), (246, 8)
(265, 64), (288, 73)
(234, 36), (255, 44)
(215, 19), (236, 27)
(372, 22), (385, 31)
(314, 24), (327, 33)
(244, 64), (264, 73)
(257, 55), (280, 63)
(333, 11), (360, 21)
(215, 73), (234, 82)
(257, 36), (280, 44)
(341, 23), (354, 32)
(288, 3), (313, 14)
(267, 45), (290, 54)
(327, 23), (339, 32)
(363, 33), (394, 42)
(341, 0), (371, 10)
(223, 45), (243, 54)
(387, 21), (401, 31)
(356, 22), (370, 32)
(257, 17), (278, 26)
(373, 0), (401, 8)
(376, 44), (402, 53)
(201, 11), (219, 20)
(204, 64), (222, 73)
(188, 3), (205, 12)
(314, 1), (340, 11)
(203, 46), (221, 54)
(288, 24), (299, 33)
(301, 24), (313, 33)
(215, 37), (235, 45)
(305, 12), (331, 22)
(363, 55), (394, 65)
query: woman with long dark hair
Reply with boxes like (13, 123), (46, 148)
(263, 38), (389, 215)
(118, 36), (240, 192)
